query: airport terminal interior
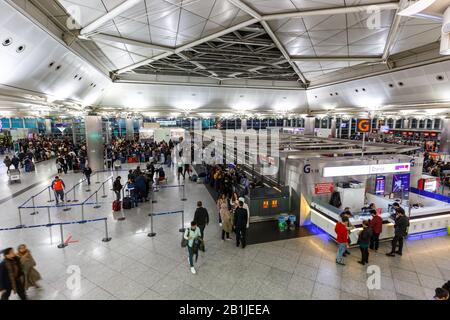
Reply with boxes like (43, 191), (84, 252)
(1, 0), (450, 301)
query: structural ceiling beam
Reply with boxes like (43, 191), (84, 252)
(80, 0), (142, 35)
(382, 0), (408, 61)
(83, 33), (174, 53)
(291, 56), (384, 62)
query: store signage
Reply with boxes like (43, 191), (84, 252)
(424, 179), (437, 192)
(315, 183), (334, 194)
(380, 125), (390, 133)
(392, 173), (410, 193)
(323, 163), (410, 177)
(357, 119), (370, 132)
(157, 120), (176, 126)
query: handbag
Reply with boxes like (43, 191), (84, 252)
(181, 230), (188, 248)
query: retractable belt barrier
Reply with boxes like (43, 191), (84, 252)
(0, 217), (111, 249)
(147, 210), (185, 238)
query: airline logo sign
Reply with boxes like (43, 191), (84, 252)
(357, 119), (370, 132)
(323, 163), (411, 177)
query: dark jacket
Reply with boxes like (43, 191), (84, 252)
(0, 257), (24, 292)
(113, 179), (122, 192)
(194, 207), (209, 226)
(394, 215), (410, 237)
(357, 227), (373, 247)
(83, 167), (92, 176)
(234, 207), (248, 230)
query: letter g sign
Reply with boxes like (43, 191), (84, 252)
(303, 164), (311, 174)
(357, 119), (370, 133)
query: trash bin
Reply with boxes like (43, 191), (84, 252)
(278, 215), (286, 232)
(288, 215), (297, 230)
(448, 225), (450, 235)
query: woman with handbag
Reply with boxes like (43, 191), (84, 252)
(183, 221), (202, 274)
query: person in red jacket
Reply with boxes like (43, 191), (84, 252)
(369, 209), (383, 252)
(335, 216), (349, 266)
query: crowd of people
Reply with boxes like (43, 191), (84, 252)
(423, 152), (450, 187)
(0, 245), (41, 300)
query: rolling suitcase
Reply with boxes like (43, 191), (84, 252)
(123, 197), (133, 210)
(113, 200), (121, 212)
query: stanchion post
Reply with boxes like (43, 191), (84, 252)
(47, 186), (54, 202)
(94, 191), (101, 209)
(72, 187), (78, 202)
(30, 196), (38, 215)
(102, 183), (107, 198)
(47, 207), (51, 225)
(147, 213), (156, 237)
(152, 185), (157, 204)
(96, 172), (100, 184)
(179, 210), (185, 233)
(102, 219), (112, 242)
(57, 224), (67, 249)
(17, 208), (25, 228)
(81, 203), (85, 221)
(181, 184), (187, 201)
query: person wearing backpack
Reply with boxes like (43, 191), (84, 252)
(183, 221), (202, 274)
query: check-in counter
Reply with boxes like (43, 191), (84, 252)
(309, 200), (395, 245)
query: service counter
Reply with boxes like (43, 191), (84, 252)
(310, 191), (450, 244)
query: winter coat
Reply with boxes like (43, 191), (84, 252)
(0, 257), (24, 292)
(357, 227), (373, 248)
(369, 215), (383, 234)
(219, 201), (233, 233)
(19, 252), (41, 290)
(394, 215), (410, 237)
(194, 207), (209, 226)
(234, 207), (248, 230)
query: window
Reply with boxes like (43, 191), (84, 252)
(321, 118), (328, 128)
(434, 118), (441, 130)
(387, 118), (394, 129)
(395, 119), (402, 129)
(411, 118), (418, 128)
(426, 119), (432, 129)
(315, 118), (320, 128)
(419, 119), (425, 129)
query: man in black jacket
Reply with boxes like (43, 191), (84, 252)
(386, 208), (410, 257)
(0, 248), (27, 300)
(234, 201), (248, 249)
(193, 201), (209, 238)
(83, 166), (92, 185)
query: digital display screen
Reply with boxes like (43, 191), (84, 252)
(392, 173), (410, 193)
(380, 125), (390, 133)
(375, 176), (385, 195)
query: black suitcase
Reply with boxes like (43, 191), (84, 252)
(123, 196), (133, 210)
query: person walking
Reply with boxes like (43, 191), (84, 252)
(193, 201), (209, 238)
(11, 155), (20, 171)
(234, 201), (248, 249)
(17, 244), (41, 290)
(357, 220), (372, 265)
(335, 216), (349, 266)
(51, 176), (66, 205)
(113, 176), (123, 201)
(386, 208), (410, 257)
(3, 156), (11, 173)
(83, 166), (92, 186)
(219, 196), (232, 241)
(177, 162), (184, 181)
(184, 221), (202, 274)
(0, 248), (27, 300)
(369, 209), (383, 252)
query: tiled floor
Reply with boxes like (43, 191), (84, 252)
(0, 158), (449, 300)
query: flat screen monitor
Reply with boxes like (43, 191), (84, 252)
(392, 173), (410, 193)
(375, 176), (385, 195)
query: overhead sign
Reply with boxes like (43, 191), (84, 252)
(357, 119), (370, 132)
(315, 183), (334, 194)
(323, 163), (411, 177)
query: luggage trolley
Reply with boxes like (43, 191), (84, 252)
(8, 169), (21, 184)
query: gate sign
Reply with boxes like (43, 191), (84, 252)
(357, 119), (370, 132)
(315, 183), (334, 194)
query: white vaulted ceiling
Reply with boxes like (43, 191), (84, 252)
(1, 0), (450, 116)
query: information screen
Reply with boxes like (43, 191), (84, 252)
(375, 176), (385, 195)
(392, 173), (410, 193)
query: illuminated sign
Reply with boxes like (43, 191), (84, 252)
(157, 120), (177, 126)
(323, 163), (411, 177)
(263, 200), (269, 209)
(271, 200), (278, 208)
(357, 119), (370, 132)
(314, 183), (334, 194)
